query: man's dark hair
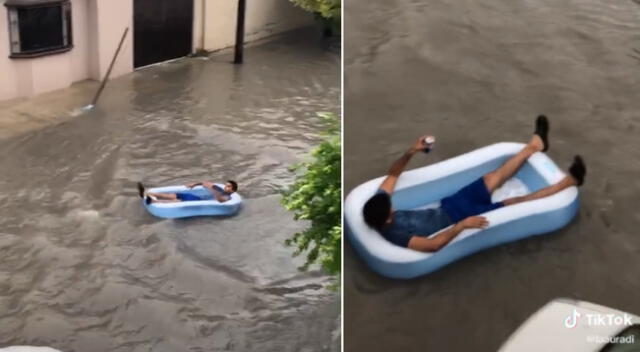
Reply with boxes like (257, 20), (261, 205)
(227, 180), (238, 192)
(363, 193), (391, 230)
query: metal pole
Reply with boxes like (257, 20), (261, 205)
(233, 0), (246, 64)
(200, 0), (206, 51)
(90, 27), (129, 107)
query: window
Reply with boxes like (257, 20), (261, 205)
(5, 0), (72, 58)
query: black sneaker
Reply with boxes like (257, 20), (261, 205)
(145, 195), (152, 205)
(534, 115), (550, 152)
(569, 155), (586, 186)
(137, 182), (145, 198)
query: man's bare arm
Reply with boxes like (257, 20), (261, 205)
(407, 216), (489, 252)
(379, 136), (429, 195)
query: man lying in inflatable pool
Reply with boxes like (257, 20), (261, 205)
(137, 180), (238, 204)
(362, 115), (586, 253)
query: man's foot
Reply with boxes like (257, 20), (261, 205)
(534, 115), (550, 152)
(145, 195), (152, 205)
(137, 182), (145, 198)
(569, 155), (586, 186)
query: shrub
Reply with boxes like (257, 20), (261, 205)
(282, 112), (341, 275)
(290, 0), (341, 35)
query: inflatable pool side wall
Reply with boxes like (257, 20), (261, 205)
(345, 142), (580, 279)
(347, 198), (578, 279)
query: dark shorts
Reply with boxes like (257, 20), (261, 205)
(176, 192), (203, 201)
(440, 177), (504, 223)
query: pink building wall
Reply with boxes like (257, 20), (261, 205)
(0, 0), (312, 102)
(0, 0), (133, 101)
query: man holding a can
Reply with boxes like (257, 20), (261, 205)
(361, 115), (586, 252)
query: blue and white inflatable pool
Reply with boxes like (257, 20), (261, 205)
(143, 184), (242, 219)
(345, 142), (579, 279)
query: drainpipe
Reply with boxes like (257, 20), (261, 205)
(199, 0), (206, 52)
(233, 0), (246, 64)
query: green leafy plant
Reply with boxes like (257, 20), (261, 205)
(290, 0), (341, 35)
(290, 0), (340, 19)
(282, 112), (341, 275)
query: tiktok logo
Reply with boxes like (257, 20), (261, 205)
(564, 309), (581, 329)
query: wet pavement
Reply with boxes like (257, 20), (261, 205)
(0, 28), (340, 352)
(344, 1), (640, 351)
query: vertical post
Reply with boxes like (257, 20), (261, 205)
(200, 0), (206, 52)
(91, 27), (129, 107)
(233, 0), (246, 64)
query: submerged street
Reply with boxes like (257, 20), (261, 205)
(0, 29), (340, 352)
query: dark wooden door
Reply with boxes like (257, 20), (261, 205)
(133, 0), (194, 68)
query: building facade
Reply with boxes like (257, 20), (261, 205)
(0, 0), (312, 102)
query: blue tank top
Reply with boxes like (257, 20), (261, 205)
(210, 185), (231, 200)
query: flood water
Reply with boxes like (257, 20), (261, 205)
(0, 29), (340, 352)
(345, 1), (640, 351)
